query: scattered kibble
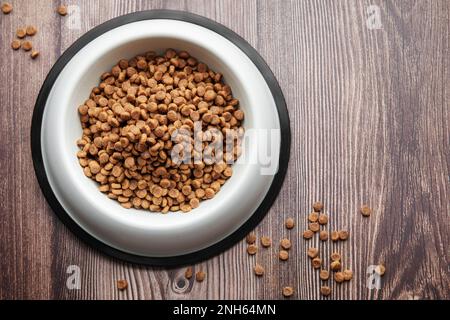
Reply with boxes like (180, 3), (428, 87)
(195, 270), (206, 282)
(303, 229), (314, 239)
(308, 212), (319, 222)
(247, 244), (257, 255)
(334, 272), (345, 283)
(319, 230), (328, 241)
(184, 267), (193, 279)
(343, 269), (353, 281)
(331, 231), (339, 241)
(280, 238), (291, 250)
(282, 286), (294, 297)
(318, 213), (328, 225)
(285, 217), (295, 229)
(1, 2), (12, 14)
(16, 27), (26, 39)
(319, 269), (329, 280)
(253, 264), (264, 276)
(22, 40), (32, 51)
(320, 286), (331, 296)
(26, 25), (37, 36)
(308, 222), (320, 233)
(330, 252), (341, 261)
(338, 230), (349, 240)
(330, 260), (341, 271)
(360, 205), (372, 217)
(312, 257), (322, 269)
(246, 233), (256, 244)
(307, 247), (319, 259)
(116, 279), (128, 290)
(31, 50), (39, 59)
(279, 250), (289, 261)
(312, 201), (323, 212)
(376, 264), (386, 276)
(57, 5), (68, 16)
(11, 40), (21, 50)
(260, 236), (272, 248)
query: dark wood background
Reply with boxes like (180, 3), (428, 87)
(0, 0), (448, 300)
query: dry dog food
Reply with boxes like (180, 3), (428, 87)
(282, 286), (294, 297)
(11, 40), (21, 50)
(319, 230), (328, 241)
(260, 236), (272, 248)
(320, 286), (331, 296)
(57, 5), (68, 16)
(184, 267), (193, 279)
(330, 260), (341, 271)
(279, 250), (289, 261)
(16, 27), (26, 39)
(331, 231), (339, 241)
(376, 264), (386, 276)
(338, 230), (349, 240)
(246, 233), (256, 244)
(343, 269), (353, 281)
(312, 257), (322, 269)
(1, 2), (12, 14)
(247, 244), (257, 255)
(76, 49), (244, 213)
(307, 247), (319, 258)
(31, 50), (39, 59)
(280, 238), (291, 250)
(330, 252), (341, 261)
(309, 222), (320, 232)
(312, 201), (323, 212)
(319, 269), (329, 280)
(285, 217), (295, 229)
(195, 270), (206, 282)
(253, 264), (264, 276)
(360, 205), (372, 217)
(308, 212), (319, 222)
(318, 213), (328, 225)
(303, 229), (314, 239)
(334, 272), (345, 283)
(22, 41), (32, 51)
(116, 279), (128, 290)
(26, 25), (37, 36)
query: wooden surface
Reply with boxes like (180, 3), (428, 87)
(0, 0), (449, 300)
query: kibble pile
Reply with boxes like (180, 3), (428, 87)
(76, 49), (244, 213)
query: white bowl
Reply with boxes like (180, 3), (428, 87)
(31, 10), (290, 265)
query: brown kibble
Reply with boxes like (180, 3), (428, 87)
(338, 230), (349, 240)
(308, 212), (319, 222)
(260, 236), (272, 248)
(343, 269), (353, 281)
(376, 264), (386, 276)
(57, 5), (68, 16)
(31, 50), (39, 59)
(246, 233), (256, 244)
(331, 252), (341, 261)
(279, 250), (289, 261)
(26, 25), (37, 36)
(360, 205), (372, 217)
(204, 90), (217, 102)
(312, 257), (322, 269)
(285, 217), (295, 229)
(22, 41), (32, 51)
(195, 270), (206, 282)
(318, 213), (328, 225)
(117, 279), (128, 290)
(334, 272), (345, 283)
(309, 222), (320, 233)
(330, 260), (341, 271)
(319, 230), (328, 241)
(303, 229), (314, 239)
(185, 267), (193, 279)
(282, 286), (294, 297)
(247, 244), (257, 255)
(16, 28), (26, 39)
(331, 231), (339, 241)
(320, 286), (331, 296)
(319, 270), (330, 281)
(11, 40), (21, 50)
(307, 247), (319, 259)
(1, 2), (12, 14)
(312, 201), (323, 212)
(280, 238), (291, 250)
(253, 264), (264, 276)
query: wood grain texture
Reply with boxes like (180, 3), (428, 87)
(0, 0), (448, 300)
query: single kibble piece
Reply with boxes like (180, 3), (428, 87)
(308, 212), (319, 222)
(309, 222), (320, 233)
(307, 247), (319, 259)
(16, 27), (26, 39)
(117, 279), (128, 290)
(279, 250), (289, 261)
(57, 5), (68, 16)
(246, 233), (256, 244)
(318, 213), (328, 225)
(280, 238), (291, 250)
(260, 236), (272, 248)
(26, 25), (37, 36)
(285, 217), (295, 229)
(312, 201), (323, 212)
(319, 230), (328, 241)
(303, 229), (314, 239)
(360, 205), (372, 217)
(330, 260), (341, 271)
(331, 231), (340, 241)
(247, 244), (257, 255)
(253, 264), (264, 276)
(319, 269), (329, 281)
(22, 41), (32, 51)
(1, 2), (12, 14)
(11, 40), (21, 50)
(334, 272), (345, 283)
(343, 269), (353, 281)
(312, 257), (322, 269)
(331, 252), (341, 261)
(376, 264), (386, 276)
(338, 230), (349, 240)
(185, 267), (193, 279)
(31, 50), (39, 59)
(320, 286), (331, 296)
(282, 286), (294, 297)
(195, 270), (206, 282)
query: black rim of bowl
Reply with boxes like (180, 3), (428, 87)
(30, 10), (291, 267)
